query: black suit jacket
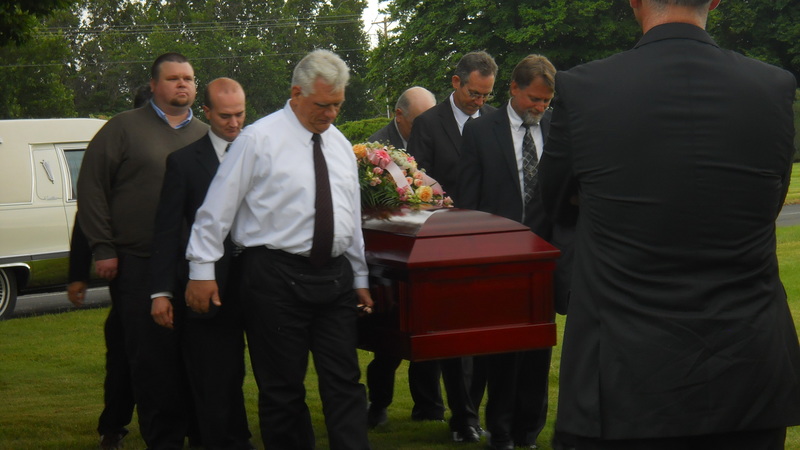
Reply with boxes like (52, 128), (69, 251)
(406, 98), (496, 204)
(539, 22), (800, 439)
(149, 134), (236, 311)
(368, 119), (405, 149)
(458, 103), (551, 224)
(458, 105), (572, 314)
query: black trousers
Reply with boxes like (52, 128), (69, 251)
(479, 349), (551, 446)
(96, 302), (135, 436)
(179, 256), (251, 450)
(241, 248), (370, 450)
(403, 357), (479, 430)
(366, 351), (401, 409)
(111, 253), (191, 449)
(407, 360), (447, 421)
(567, 428), (787, 450)
(366, 347), (445, 419)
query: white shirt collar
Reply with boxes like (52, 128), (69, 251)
(449, 92), (478, 134)
(208, 130), (229, 162)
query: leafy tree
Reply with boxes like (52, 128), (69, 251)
(709, 0), (799, 81)
(3, 0), (373, 120)
(367, 0), (640, 109)
(0, 8), (78, 118)
(367, 0), (799, 111)
(0, 0), (75, 45)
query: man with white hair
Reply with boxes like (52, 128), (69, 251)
(184, 49), (373, 450)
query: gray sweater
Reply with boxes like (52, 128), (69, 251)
(78, 105), (208, 259)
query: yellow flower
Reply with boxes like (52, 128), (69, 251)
(416, 185), (433, 202)
(353, 144), (368, 159)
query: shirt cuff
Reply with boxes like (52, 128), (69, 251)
(353, 275), (368, 290)
(150, 291), (172, 300)
(189, 261), (216, 280)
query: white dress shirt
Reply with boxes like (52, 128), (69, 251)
(507, 102), (544, 197)
(186, 101), (369, 289)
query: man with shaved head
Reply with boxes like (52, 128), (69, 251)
(150, 77), (253, 449)
(365, 85), (438, 429)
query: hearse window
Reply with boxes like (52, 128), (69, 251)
(62, 147), (86, 202)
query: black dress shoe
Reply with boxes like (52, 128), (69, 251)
(452, 425), (481, 443)
(367, 404), (388, 428)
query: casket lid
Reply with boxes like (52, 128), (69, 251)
(362, 208), (560, 268)
(362, 207), (528, 237)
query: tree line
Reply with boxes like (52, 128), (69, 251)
(1, 0), (797, 122)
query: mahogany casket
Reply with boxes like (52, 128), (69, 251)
(358, 208), (560, 361)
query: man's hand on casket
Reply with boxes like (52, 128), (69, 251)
(355, 288), (374, 315)
(185, 279), (221, 313)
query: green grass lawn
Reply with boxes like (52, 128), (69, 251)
(787, 162), (800, 205)
(2, 225), (800, 449)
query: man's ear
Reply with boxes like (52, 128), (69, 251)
(291, 85), (302, 99)
(451, 75), (462, 91)
(709, 0), (720, 11)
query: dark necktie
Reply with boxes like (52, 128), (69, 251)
(522, 124), (539, 206)
(225, 143), (231, 152)
(310, 133), (333, 267)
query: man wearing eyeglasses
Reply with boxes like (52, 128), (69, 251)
(408, 51), (497, 205)
(406, 50), (498, 444)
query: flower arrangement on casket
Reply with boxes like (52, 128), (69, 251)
(353, 142), (453, 211)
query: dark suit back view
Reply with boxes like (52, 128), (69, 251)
(540, 21), (800, 443)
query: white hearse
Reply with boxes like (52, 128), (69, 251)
(0, 118), (106, 319)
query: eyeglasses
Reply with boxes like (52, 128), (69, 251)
(467, 89), (494, 101)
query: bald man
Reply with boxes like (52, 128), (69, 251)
(149, 78), (254, 450)
(365, 86), (440, 429)
(369, 86), (437, 149)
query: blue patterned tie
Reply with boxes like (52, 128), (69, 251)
(522, 124), (539, 206)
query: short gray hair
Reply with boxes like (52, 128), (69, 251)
(453, 51), (498, 86)
(292, 49), (350, 96)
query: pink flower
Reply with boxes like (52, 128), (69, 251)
(370, 178), (382, 186)
(368, 149), (392, 169)
(373, 167), (383, 175)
